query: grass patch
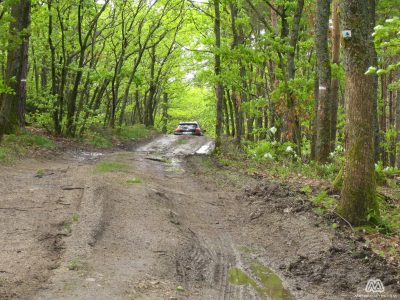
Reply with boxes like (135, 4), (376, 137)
(86, 133), (113, 149)
(118, 125), (154, 141)
(3, 132), (55, 149)
(67, 260), (82, 271)
(95, 161), (126, 172)
(72, 213), (80, 222)
(0, 132), (55, 163)
(84, 124), (156, 149)
(36, 169), (46, 178)
(127, 177), (143, 184)
(0, 148), (8, 162)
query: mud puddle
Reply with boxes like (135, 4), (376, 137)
(229, 260), (292, 299)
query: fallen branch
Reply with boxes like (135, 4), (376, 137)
(334, 211), (354, 232)
(62, 187), (84, 190)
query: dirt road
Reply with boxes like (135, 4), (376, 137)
(1, 135), (399, 299)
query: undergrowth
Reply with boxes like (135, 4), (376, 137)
(84, 124), (156, 149)
(0, 131), (55, 163)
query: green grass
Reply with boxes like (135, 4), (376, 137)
(84, 124), (155, 149)
(118, 125), (154, 141)
(0, 132), (55, 163)
(36, 169), (46, 178)
(4, 133), (55, 149)
(67, 260), (82, 271)
(86, 133), (113, 149)
(72, 213), (80, 222)
(127, 177), (143, 184)
(0, 148), (8, 162)
(95, 161), (127, 172)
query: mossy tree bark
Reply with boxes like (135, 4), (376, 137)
(0, 0), (31, 138)
(339, 0), (378, 225)
(330, 0), (340, 152)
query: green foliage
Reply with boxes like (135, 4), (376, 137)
(300, 185), (312, 194)
(311, 191), (337, 212)
(0, 78), (14, 94)
(0, 132), (55, 163)
(85, 131), (113, 149)
(164, 87), (215, 135)
(95, 161), (127, 173)
(84, 125), (154, 149)
(367, 208), (392, 235)
(0, 148), (9, 162)
(3, 132), (55, 149)
(244, 140), (299, 162)
(117, 125), (154, 141)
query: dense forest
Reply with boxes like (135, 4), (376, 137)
(1, 0), (400, 227)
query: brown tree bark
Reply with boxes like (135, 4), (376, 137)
(330, 0), (340, 152)
(0, 0), (31, 138)
(395, 90), (400, 168)
(285, 0), (304, 154)
(339, 0), (378, 225)
(315, 0), (332, 163)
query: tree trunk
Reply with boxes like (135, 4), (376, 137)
(223, 90), (230, 136)
(286, 0), (304, 154)
(330, 0), (340, 152)
(161, 92), (168, 134)
(214, 0), (223, 150)
(369, 0), (380, 163)
(395, 90), (400, 168)
(315, 0), (332, 163)
(226, 90), (235, 137)
(339, 0), (378, 225)
(380, 74), (388, 165)
(0, 0), (31, 138)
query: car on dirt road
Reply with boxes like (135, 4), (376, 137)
(174, 122), (204, 136)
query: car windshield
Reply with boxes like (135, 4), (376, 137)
(179, 123), (197, 129)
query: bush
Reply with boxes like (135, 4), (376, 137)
(244, 140), (298, 161)
(118, 125), (153, 141)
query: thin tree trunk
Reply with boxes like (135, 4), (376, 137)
(226, 90), (235, 137)
(286, 0), (304, 154)
(161, 92), (168, 133)
(214, 0), (223, 150)
(330, 0), (340, 152)
(381, 74), (388, 165)
(395, 90), (400, 168)
(315, 0), (332, 163)
(223, 90), (230, 136)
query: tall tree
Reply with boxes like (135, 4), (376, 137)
(315, 0), (331, 163)
(330, 0), (340, 152)
(339, 0), (378, 225)
(214, 0), (223, 150)
(0, 0), (31, 138)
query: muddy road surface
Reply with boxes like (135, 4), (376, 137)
(1, 135), (399, 300)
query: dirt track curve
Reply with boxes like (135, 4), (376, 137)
(1, 135), (399, 300)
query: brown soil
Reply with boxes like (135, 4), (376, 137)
(0, 135), (399, 300)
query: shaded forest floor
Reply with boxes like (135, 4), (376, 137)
(0, 131), (399, 299)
